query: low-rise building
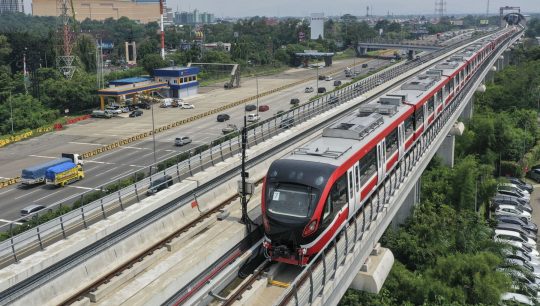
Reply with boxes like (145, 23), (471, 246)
(154, 67), (200, 98)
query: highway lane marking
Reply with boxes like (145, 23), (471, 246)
(84, 160), (115, 165)
(29, 155), (56, 159)
(0, 188), (16, 196)
(124, 146), (149, 150)
(66, 185), (96, 190)
(37, 188), (66, 201)
(14, 188), (42, 200)
(0, 219), (22, 225)
(68, 142), (104, 146)
(94, 167), (119, 177)
(128, 165), (146, 168)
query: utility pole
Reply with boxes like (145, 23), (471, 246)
(9, 92), (14, 134)
(255, 74), (259, 116)
(316, 66), (319, 91)
(151, 101), (157, 170)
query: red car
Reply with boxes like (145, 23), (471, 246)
(259, 105), (270, 112)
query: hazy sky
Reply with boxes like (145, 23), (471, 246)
(23, 0), (537, 18)
(165, 0), (538, 17)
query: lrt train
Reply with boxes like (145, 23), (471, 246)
(262, 27), (518, 266)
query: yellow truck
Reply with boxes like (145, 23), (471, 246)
(45, 162), (84, 187)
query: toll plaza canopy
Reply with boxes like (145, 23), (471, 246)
(294, 50), (335, 67)
(97, 78), (168, 110)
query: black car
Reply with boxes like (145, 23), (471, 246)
(137, 102), (151, 110)
(147, 175), (173, 195)
(290, 98), (300, 105)
(361, 63), (368, 68)
(217, 114), (230, 122)
(129, 110), (143, 117)
(317, 87), (326, 93)
(333, 80), (342, 86)
(327, 96), (339, 104)
(245, 104), (257, 111)
(496, 215), (538, 233)
(318, 75), (326, 80)
(526, 169), (540, 183)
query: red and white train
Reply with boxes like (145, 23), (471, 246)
(261, 27), (518, 265)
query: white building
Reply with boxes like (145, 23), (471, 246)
(310, 13), (325, 40)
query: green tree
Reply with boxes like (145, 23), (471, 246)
(140, 54), (167, 75)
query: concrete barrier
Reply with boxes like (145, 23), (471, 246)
(0, 177), (21, 189)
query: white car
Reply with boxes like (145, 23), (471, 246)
(105, 107), (122, 115)
(494, 204), (531, 221)
(179, 102), (194, 109)
(499, 183), (530, 195)
(503, 240), (540, 258)
(325, 76), (333, 81)
(247, 114), (260, 122)
(494, 229), (536, 249)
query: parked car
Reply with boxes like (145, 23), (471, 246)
(318, 75), (326, 80)
(494, 229), (536, 248)
(504, 250), (540, 267)
(147, 175), (173, 195)
(217, 114), (230, 122)
(20, 204), (46, 217)
(325, 76), (333, 81)
(496, 223), (536, 241)
(500, 292), (534, 306)
(505, 177), (533, 193)
(222, 124), (238, 134)
(245, 104), (257, 111)
(494, 204), (531, 221)
(247, 114), (260, 122)
(136, 102), (151, 110)
(505, 258), (540, 279)
(526, 168), (540, 182)
(499, 183), (530, 195)
(493, 194), (529, 206)
(503, 240), (540, 258)
(174, 136), (192, 146)
(361, 63), (368, 68)
(258, 105), (270, 112)
(317, 87), (326, 93)
(328, 96), (339, 104)
(91, 110), (113, 119)
(224, 82), (233, 89)
(280, 117), (295, 129)
(105, 106), (122, 115)
(178, 102), (195, 109)
(496, 215), (538, 233)
(305, 86), (314, 93)
(129, 110), (143, 117)
(333, 80), (342, 86)
(492, 197), (532, 213)
(120, 107), (130, 113)
(497, 186), (530, 201)
(290, 98), (300, 105)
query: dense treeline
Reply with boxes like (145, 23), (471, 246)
(340, 43), (540, 305)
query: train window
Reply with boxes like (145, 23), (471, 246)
(323, 175), (347, 222)
(427, 97), (435, 114)
(436, 89), (443, 105)
(404, 116), (414, 139)
(266, 183), (318, 218)
(449, 79), (455, 93)
(348, 172), (353, 198)
(414, 107), (424, 127)
(354, 165), (359, 192)
(444, 83), (450, 99)
(323, 197), (332, 220)
(359, 147), (377, 185)
(385, 128), (398, 157)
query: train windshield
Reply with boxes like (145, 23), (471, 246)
(266, 183), (318, 218)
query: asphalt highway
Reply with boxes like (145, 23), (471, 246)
(0, 59), (389, 222)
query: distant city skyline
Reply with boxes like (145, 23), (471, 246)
(24, 0), (538, 18)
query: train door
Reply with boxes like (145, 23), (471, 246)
(398, 123), (404, 159)
(377, 140), (386, 182)
(347, 166), (357, 218)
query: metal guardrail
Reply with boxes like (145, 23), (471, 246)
(274, 30), (519, 306)
(0, 31), (495, 269)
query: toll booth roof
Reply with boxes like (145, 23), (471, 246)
(98, 81), (168, 96)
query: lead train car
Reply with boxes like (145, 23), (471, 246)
(262, 27), (518, 266)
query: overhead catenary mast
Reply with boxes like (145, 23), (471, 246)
(160, 0), (165, 59)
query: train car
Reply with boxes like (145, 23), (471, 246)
(262, 29), (517, 266)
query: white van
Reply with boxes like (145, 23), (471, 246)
(91, 110), (113, 118)
(494, 229), (536, 248)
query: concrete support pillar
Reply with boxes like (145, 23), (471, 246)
(100, 96), (105, 110)
(350, 245), (394, 294)
(359, 47), (367, 56)
(408, 49), (414, 60)
(437, 135), (456, 168)
(391, 178), (420, 228)
(460, 95), (474, 121)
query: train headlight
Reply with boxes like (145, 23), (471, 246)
(302, 219), (319, 237)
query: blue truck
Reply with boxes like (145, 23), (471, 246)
(21, 153), (83, 185)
